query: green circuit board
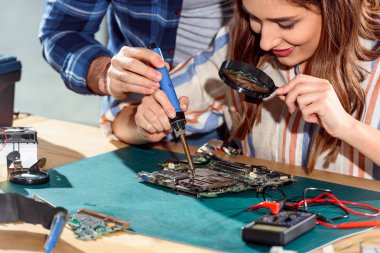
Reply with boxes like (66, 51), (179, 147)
(67, 209), (130, 240)
(137, 158), (294, 198)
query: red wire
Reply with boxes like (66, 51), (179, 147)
(285, 192), (380, 228)
(292, 192), (380, 217)
(246, 189), (380, 229)
(317, 219), (380, 228)
(0, 128), (7, 151)
(246, 201), (281, 215)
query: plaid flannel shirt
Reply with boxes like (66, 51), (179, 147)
(39, 0), (183, 95)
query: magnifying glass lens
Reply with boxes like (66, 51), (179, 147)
(10, 171), (50, 185)
(222, 69), (270, 93)
(219, 60), (276, 99)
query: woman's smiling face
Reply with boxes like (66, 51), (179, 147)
(242, 0), (322, 69)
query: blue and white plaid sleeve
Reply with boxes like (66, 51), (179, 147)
(39, 0), (112, 95)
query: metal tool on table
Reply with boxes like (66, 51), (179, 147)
(148, 43), (195, 178)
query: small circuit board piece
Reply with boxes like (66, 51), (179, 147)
(137, 157), (294, 198)
(67, 209), (130, 240)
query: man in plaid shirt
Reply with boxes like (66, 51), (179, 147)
(39, 0), (232, 104)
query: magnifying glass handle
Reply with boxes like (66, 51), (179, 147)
(295, 65), (301, 75)
(273, 65), (301, 94)
(276, 65), (301, 94)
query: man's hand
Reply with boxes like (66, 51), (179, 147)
(87, 46), (169, 99)
(107, 46), (169, 99)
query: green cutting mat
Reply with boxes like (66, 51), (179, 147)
(1, 146), (379, 253)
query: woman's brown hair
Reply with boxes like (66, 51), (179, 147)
(230, 0), (380, 171)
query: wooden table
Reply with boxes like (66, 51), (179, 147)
(0, 115), (378, 253)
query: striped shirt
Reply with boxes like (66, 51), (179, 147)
(101, 26), (380, 180)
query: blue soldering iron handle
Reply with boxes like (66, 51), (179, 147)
(147, 43), (182, 113)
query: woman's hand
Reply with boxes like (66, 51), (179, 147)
(276, 74), (354, 138)
(135, 90), (189, 142)
(106, 46), (167, 99)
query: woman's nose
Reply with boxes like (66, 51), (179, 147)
(259, 24), (281, 52)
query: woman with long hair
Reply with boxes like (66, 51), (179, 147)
(106, 0), (380, 179)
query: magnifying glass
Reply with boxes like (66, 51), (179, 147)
(218, 60), (300, 99)
(10, 157), (50, 185)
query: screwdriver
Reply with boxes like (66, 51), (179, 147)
(148, 43), (195, 178)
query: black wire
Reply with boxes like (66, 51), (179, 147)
(262, 186), (286, 202)
(262, 186), (287, 209)
(302, 187), (332, 211)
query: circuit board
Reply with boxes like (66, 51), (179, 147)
(67, 209), (130, 240)
(137, 158), (294, 198)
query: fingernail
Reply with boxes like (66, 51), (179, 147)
(155, 58), (165, 68)
(169, 110), (176, 119)
(171, 110), (177, 118)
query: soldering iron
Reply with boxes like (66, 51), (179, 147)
(147, 43), (195, 178)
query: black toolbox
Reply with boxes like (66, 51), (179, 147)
(0, 55), (22, 126)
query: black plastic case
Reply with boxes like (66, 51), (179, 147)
(0, 55), (22, 126)
(242, 211), (316, 246)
